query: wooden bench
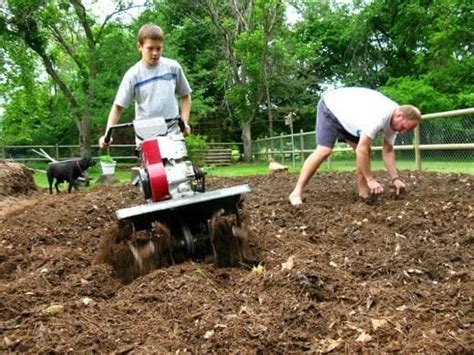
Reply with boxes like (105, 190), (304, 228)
(205, 148), (232, 166)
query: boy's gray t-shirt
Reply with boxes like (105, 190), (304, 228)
(114, 57), (192, 120)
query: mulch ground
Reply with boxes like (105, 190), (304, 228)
(0, 168), (473, 353)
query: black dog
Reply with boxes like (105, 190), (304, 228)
(47, 157), (96, 194)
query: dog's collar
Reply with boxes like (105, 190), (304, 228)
(76, 160), (84, 175)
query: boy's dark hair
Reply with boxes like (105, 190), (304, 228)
(137, 24), (164, 44)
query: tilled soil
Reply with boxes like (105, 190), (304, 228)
(0, 171), (473, 353)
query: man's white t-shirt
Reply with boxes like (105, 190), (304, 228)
(114, 57), (192, 120)
(323, 87), (399, 145)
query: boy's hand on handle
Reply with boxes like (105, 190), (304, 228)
(183, 123), (191, 136)
(99, 125), (116, 149)
(99, 135), (113, 149)
(367, 179), (384, 196)
(177, 116), (191, 136)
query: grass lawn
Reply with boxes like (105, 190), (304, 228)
(30, 163), (133, 190)
(204, 158), (474, 177)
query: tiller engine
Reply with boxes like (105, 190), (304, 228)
(102, 117), (251, 277)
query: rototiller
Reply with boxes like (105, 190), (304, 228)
(103, 116), (250, 266)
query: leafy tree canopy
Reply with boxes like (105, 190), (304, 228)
(1, 0), (472, 151)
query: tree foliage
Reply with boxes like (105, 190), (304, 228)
(0, 0), (472, 152)
(0, 0), (140, 154)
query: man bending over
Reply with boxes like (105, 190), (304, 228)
(289, 87), (421, 205)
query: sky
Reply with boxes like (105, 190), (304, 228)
(85, 0), (304, 25)
(84, 0), (147, 24)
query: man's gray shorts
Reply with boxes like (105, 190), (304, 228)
(316, 98), (360, 148)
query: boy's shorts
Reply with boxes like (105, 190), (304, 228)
(316, 98), (360, 148)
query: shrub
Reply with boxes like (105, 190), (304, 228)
(185, 134), (209, 165)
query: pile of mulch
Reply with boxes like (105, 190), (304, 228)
(0, 160), (38, 220)
(0, 160), (37, 196)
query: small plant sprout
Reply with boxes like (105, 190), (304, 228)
(251, 263), (265, 275)
(194, 266), (205, 275)
(100, 155), (115, 163)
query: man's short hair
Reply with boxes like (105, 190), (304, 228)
(399, 105), (421, 121)
(137, 24), (164, 44)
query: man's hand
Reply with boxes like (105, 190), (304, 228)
(392, 177), (406, 196)
(99, 135), (113, 149)
(367, 179), (384, 196)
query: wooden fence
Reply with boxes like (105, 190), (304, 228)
(204, 148), (232, 166)
(253, 107), (474, 170)
(0, 142), (238, 167)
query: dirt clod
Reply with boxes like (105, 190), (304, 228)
(210, 212), (252, 267)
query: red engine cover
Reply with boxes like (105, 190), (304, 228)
(141, 138), (170, 202)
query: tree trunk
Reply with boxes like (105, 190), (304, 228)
(80, 54), (97, 158)
(241, 120), (252, 162)
(78, 116), (92, 157)
(265, 77), (274, 152)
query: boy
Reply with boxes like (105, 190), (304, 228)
(99, 23), (192, 148)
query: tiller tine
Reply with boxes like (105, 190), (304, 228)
(115, 184), (251, 264)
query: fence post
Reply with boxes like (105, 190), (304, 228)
(414, 125), (421, 171)
(299, 129), (304, 164)
(55, 144), (59, 161)
(264, 136), (268, 161)
(280, 133), (284, 163)
(327, 156), (332, 170)
(1, 142), (5, 159)
(255, 139), (259, 162)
